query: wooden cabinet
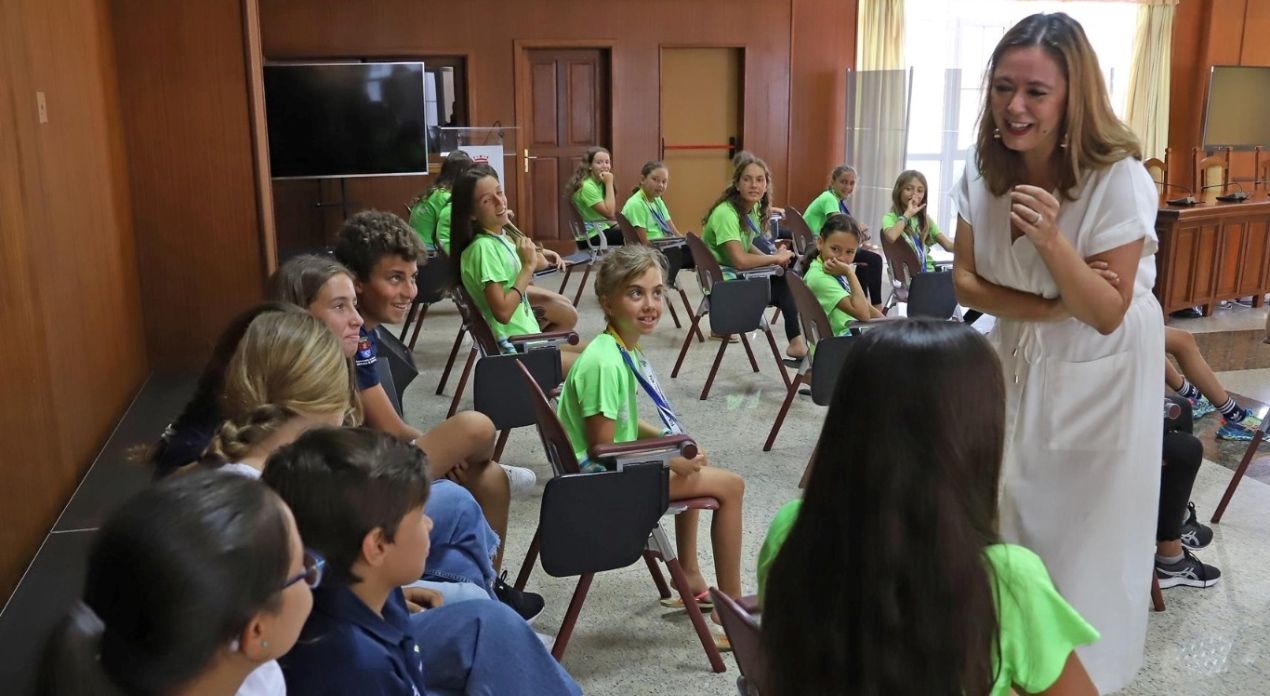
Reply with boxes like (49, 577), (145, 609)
(1155, 196), (1270, 314)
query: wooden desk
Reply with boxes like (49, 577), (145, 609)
(1154, 192), (1270, 315)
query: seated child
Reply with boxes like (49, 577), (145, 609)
(566, 146), (623, 248)
(1156, 395), (1222, 589)
(802, 164), (884, 308)
(881, 169), (953, 273)
(1165, 325), (1262, 440)
(263, 427), (581, 695)
(760, 320), (1098, 695)
(409, 150), (474, 251)
(42, 470), (314, 696)
(555, 245), (745, 646)
(801, 213), (885, 337)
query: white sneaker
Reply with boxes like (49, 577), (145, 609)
(501, 464), (537, 496)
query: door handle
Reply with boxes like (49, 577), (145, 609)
(523, 149), (539, 173)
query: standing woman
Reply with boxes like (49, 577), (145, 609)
(409, 150), (474, 251)
(802, 165), (884, 308)
(566, 146), (623, 248)
(951, 13), (1163, 692)
(701, 154), (804, 359)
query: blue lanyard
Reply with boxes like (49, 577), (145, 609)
(742, 210), (761, 238)
(490, 232), (531, 309)
(647, 200), (672, 233)
(907, 224), (928, 270)
(608, 330), (683, 435)
(838, 197), (851, 216)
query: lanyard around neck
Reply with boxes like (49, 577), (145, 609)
(606, 328), (683, 435)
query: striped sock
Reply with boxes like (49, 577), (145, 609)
(1217, 397), (1247, 422)
(1174, 378), (1201, 400)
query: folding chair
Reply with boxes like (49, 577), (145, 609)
(374, 327), (418, 416)
(906, 270), (960, 320)
(615, 212), (701, 340)
(1210, 403), (1270, 524)
(880, 231), (923, 314)
(710, 588), (766, 695)
(398, 251), (455, 350)
(443, 285), (578, 419)
(558, 195), (609, 306)
(671, 233), (791, 400)
(783, 206), (817, 257)
(511, 362), (727, 673)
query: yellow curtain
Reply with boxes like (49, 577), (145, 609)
(1125, 0), (1176, 159)
(850, 0), (907, 252)
(856, 0), (905, 71)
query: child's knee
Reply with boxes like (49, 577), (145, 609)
(452, 410), (496, 441)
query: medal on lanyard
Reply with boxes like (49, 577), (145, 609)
(492, 233), (530, 309)
(647, 202), (672, 234)
(607, 329), (683, 435)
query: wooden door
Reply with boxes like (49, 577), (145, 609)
(520, 48), (610, 249)
(660, 48), (742, 233)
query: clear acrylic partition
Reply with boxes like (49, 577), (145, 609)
(437, 126), (519, 186)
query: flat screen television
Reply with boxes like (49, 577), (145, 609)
(264, 61), (428, 179)
(1202, 66), (1270, 150)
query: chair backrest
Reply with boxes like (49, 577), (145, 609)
(1144, 149), (1169, 196)
(906, 270), (958, 319)
(783, 206), (817, 256)
(474, 350), (563, 430)
(784, 272), (834, 348)
(373, 328), (417, 415)
(562, 193), (604, 251)
(1193, 146), (1231, 194)
(615, 212), (646, 245)
(810, 334), (856, 406)
(684, 232), (725, 293)
(451, 285), (505, 357)
(415, 253), (453, 305)
(516, 360), (585, 476)
(709, 278), (772, 335)
(709, 588), (767, 694)
(880, 231), (923, 290)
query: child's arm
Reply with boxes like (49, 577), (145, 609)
(932, 228), (954, 252)
(483, 237), (537, 323)
(1030, 652), (1097, 696)
(586, 415), (704, 476)
(593, 172), (617, 218)
(722, 240), (794, 271)
(825, 261), (874, 321)
(360, 385), (426, 442)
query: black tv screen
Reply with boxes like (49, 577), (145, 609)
(264, 62), (428, 179)
(1202, 66), (1270, 150)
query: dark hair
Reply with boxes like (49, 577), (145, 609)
(702, 153), (772, 226)
(262, 427), (430, 587)
(631, 159), (667, 194)
(267, 254), (357, 308)
(974, 13), (1140, 200)
(446, 163), (501, 285)
(333, 210), (426, 281)
(564, 146), (610, 196)
(150, 302), (295, 478)
(423, 150), (475, 200)
(890, 169), (931, 239)
(762, 320), (1005, 696)
(804, 213), (864, 264)
(829, 164), (856, 183)
(42, 471), (292, 695)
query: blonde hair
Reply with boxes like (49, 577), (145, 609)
(204, 309), (359, 464)
(594, 245), (668, 317)
(974, 12), (1141, 200)
(268, 254), (357, 308)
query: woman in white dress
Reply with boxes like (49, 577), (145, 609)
(952, 13), (1163, 693)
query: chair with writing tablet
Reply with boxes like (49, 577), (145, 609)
(615, 212), (701, 341)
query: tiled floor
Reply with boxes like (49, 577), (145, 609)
(394, 277), (1270, 695)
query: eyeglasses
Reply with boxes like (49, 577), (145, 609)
(282, 548), (325, 590)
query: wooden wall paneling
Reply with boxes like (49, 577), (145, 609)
(1215, 220), (1245, 297)
(244, 0), (278, 275)
(111, 0), (268, 370)
(788, 0), (859, 207)
(1238, 216), (1270, 295)
(1194, 223), (1220, 306)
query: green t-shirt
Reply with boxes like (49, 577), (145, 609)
(409, 188), (450, 250)
(572, 177), (610, 238)
(803, 189), (847, 235)
(620, 191), (673, 241)
(757, 499), (1100, 696)
(802, 257), (855, 336)
(556, 333), (641, 464)
(459, 231), (540, 341)
(435, 200), (454, 255)
(882, 211), (942, 272)
(702, 201), (761, 278)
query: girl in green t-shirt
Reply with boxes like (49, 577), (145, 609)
(882, 169), (954, 274)
(802, 165), (884, 308)
(565, 146), (623, 248)
(449, 165), (583, 371)
(620, 160), (680, 242)
(801, 214), (884, 337)
(760, 320), (1099, 696)
(555, 245), (745, 647)
(408, 150), (474, 250)
(701, 154), (805, 358)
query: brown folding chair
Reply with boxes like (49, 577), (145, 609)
(398, 251), (453, 351)
(1210, 409), (1269, 523)
(783, 206), (817, 257)
(880, 230), (923, 314)
(510, 362), (727, 673)
(616, 212), (701, 339)
(559, 194), (610, 306)
(671, 233), (791, 399)
(1193, 146), (1231, 196)
(710, 588), (766, 695)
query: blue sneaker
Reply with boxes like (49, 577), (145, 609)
(1188, 396), (1216, 420)
(1216, 413), (1263, 442)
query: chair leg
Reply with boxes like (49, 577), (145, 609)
(571, 264), (593, 306)
(680, 288), (704, 342)
(514, 529), (541, 591)
(492, 429), (511, 461)
(447, 347), (477, 418)
(763, 373), (805, 452)
(671, 309), (705, 378)
(1151, 572), (1165, 612)
(763, 327), (792, 389)
(666, 295), (682, 328)
(398, 304), (417, 341)
(436, 325), (467, 395)
(769, 307), (781, 326)
(1212, 429), (1265, 523)
(406, 303), (430, 351)
(557, 265), (574, 295)
(643, 550), (672, 599)
(664, 557), (726, 673)
(738, 332), (760, 372)
(700, 335), (730, 400)
(551, 573), (595, 662)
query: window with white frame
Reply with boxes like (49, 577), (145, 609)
(903, 0), (1139, 235)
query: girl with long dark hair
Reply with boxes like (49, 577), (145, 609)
(409, 149), (474, 250)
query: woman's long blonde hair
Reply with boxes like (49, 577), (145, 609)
(974, 12), (1141, 200)
(204, 308), (359, 464)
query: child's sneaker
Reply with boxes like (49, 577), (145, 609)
(1216, 412), (1263, 441)
(1188, 396), (1216, 420)
(1156, 549), (1221, 589)
(1180, 502), (1213, 550)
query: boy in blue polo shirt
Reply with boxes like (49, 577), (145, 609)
(264, 427), (581, 696)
